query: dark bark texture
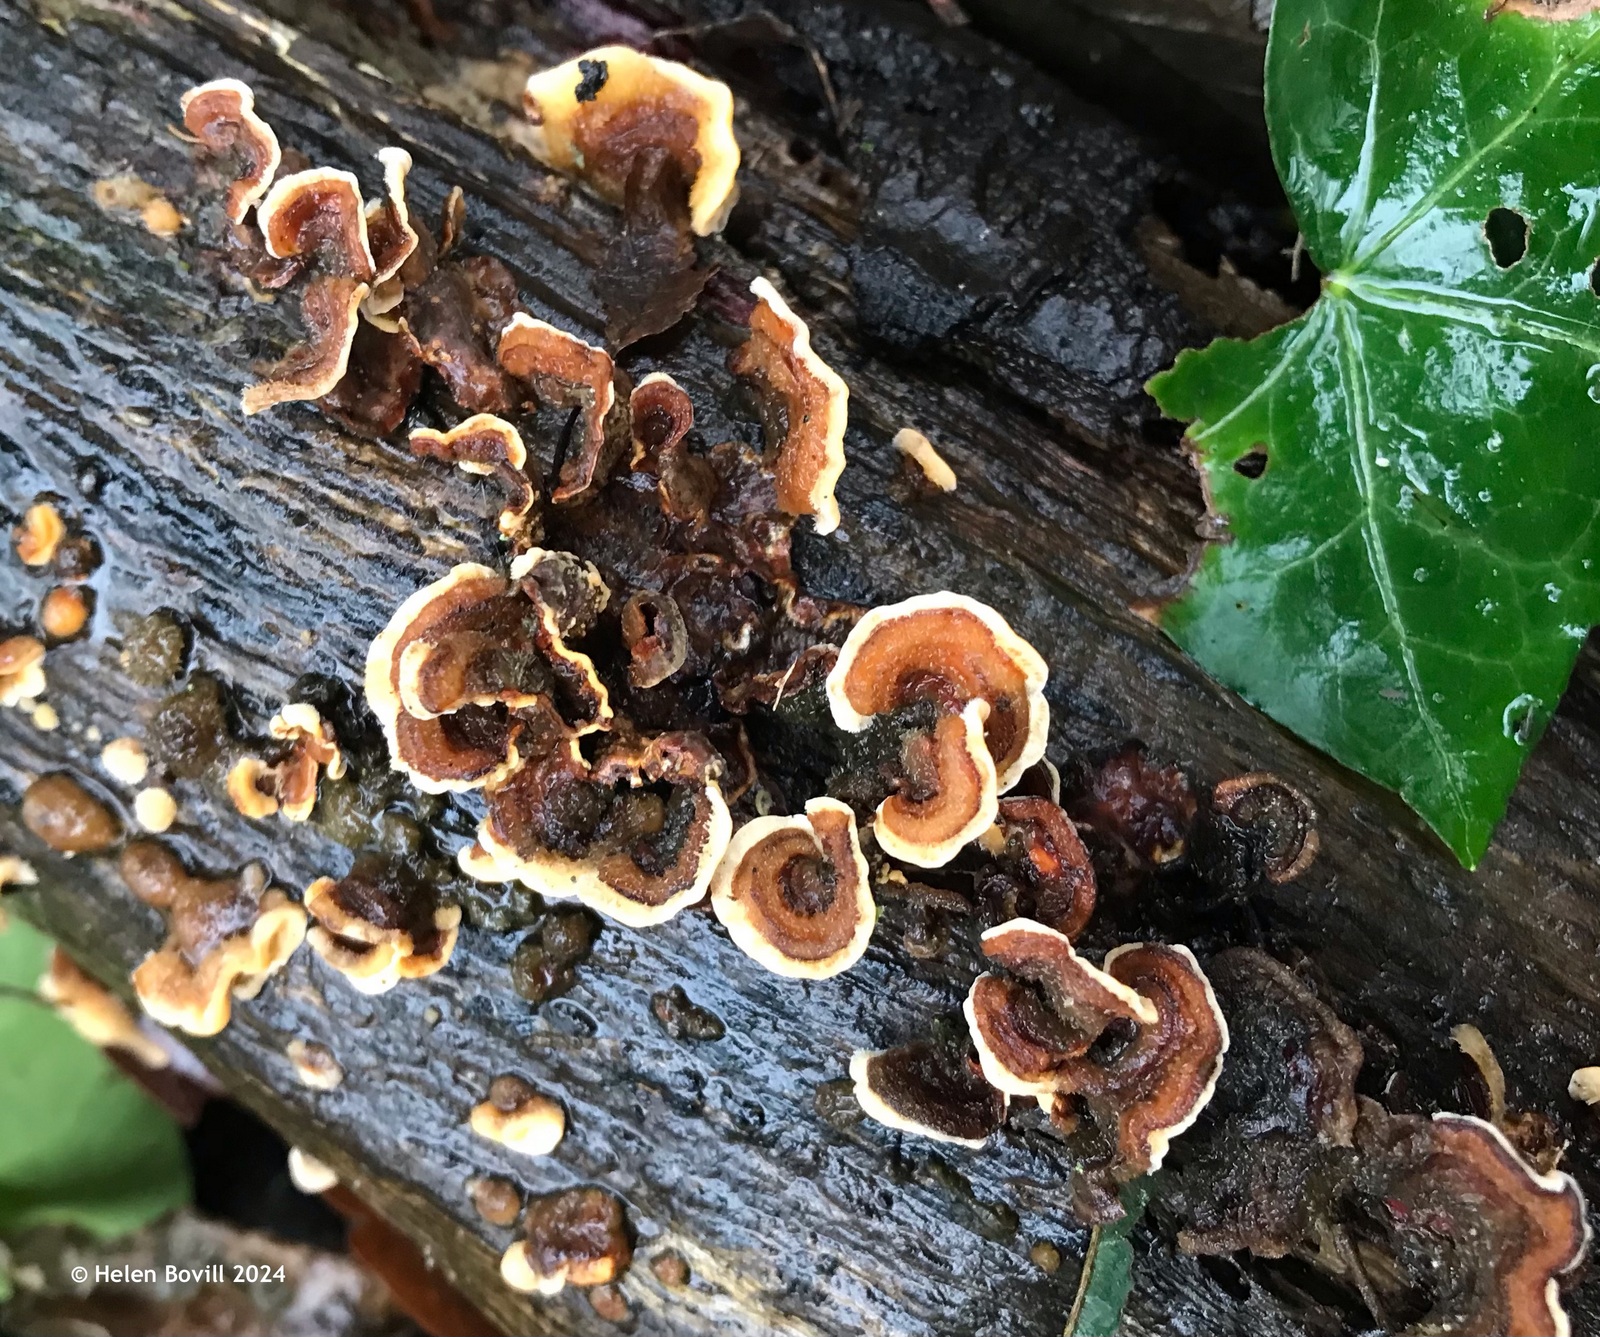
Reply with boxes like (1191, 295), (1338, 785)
(2, 1), (1598, 1335)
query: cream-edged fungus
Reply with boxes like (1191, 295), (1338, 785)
(500, 1187), (632, 1295)
(470, 1075), (566, 1155)
(40, 586), (91, 641)
(22, 774), (120, 854)
(468, 732), (731, 928)
(975, 797), (1096, 938)
(850, 1040), (1008, 1149)
(133, 786), (178, 834)
(409, 416), (535, 539)
(0, 635), (47, 709)
(710, 797), (873, 979)
(729, 278), (848, 534)
(620, 590), (687, 689)
(892, 427), (958, 492)
(364, 561), (611, 794)
(365, 147), (419, 285)
(496, 314), (623, 504)
(522, 47), (739, 237)
(241, 275), (369, 415)
(179, 79), (282, 223)
(827, 592), (1050, 792)
(257, 167), (375, 279)
(287, 1146), (339, 1194)
(629, 372), (694, 470)
(1571, 1067), (1600, 1105)
(304, 856), (461, 994)
(965, 919), (1158, 1101)
(286, 1038), (344, 1090)
(269, 702), (347, 820)
(875, 699), (998, 868)
(39, 948), (171, 1070)
(122, 840), (306, 1036)
(15, 502), (65, 567)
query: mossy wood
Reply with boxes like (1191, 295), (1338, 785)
(1, 0), (1598, 1334)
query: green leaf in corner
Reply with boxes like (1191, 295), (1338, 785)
(1066, 1179), (1150, 1337)
(1147, 0), (1600, 866)
(0, 919), (190, 1239)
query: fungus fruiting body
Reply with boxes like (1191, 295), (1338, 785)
(470, 1075), (566, 1155)
(410, 415), (535, 538)
(14, 502), (65, 567)
(21, 774), (119, 853)
(730, 278), (848, 533)
(133, 786), (178, 834)
(241, 275), (369, 415)
(522, 47), (739, 237)
(39, 948), (170, 1070)
(287, 1038), (344, 1090)
(0, 636), (48, 709)
(304, 857), (460, 994)
(500, 1187), (632, 1295)
(257, 168), (375, 277)
(40, 586), (91, 641)
(180, 79), (282, 223)
(266, 702), (347, 821)
(850, 1040), (1007, 1149)
(122, 841), (306, 1036)
(100, 737), (150, 787)
(875, 699), (999, 868)
(711, 797), (874, 978)
(287, 1146), (339, 1194)
(976, 796), (1096, 937)
(366, 147), (419, 284)
(1571, 1067), (1600, 1105)
(893, 427), (957, 492)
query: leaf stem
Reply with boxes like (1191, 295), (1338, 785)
(1064, 1224), (1102, 1337)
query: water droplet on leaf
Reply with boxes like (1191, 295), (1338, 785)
(1503, 693), (1543, 745)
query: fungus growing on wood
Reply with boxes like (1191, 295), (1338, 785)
(0, 635), (47, 709)
(893, 427), (958, 492)
(469, 732), (731, 928)
(1571, 1067), (1600, 1105)
(0, 855), (38, 893)
(402, 255), (521, 415)
(40, 586), (91, 641)
(472, 1177), (524, 1227)
(515, 548), (611, 641)
(497, 313), (623, 504)
(1067, 744), (1196, 873)
(14, 502), (65, 567)
(257, 168), (375, 278)
(122, 840), (306, 1036)
(827, 592), (1049, 792)
(39, 948), (171, 1070)
(268, 702), (347, 821)
(522, 47), (740, 237)
(287, 1146), (339, 1194)
(711, 797), (873, 978)
(304, 855), (460, 994)
(22, 774), (120, 854)
(286, 1038), (344, 1090)
(875, 700), (998, 868)
(729, 278), (849, 533)
(318, 320), (425, 439)
(241, 275), (369, 415)
(849, 1039), (1007, 1149)
(410, 416), (536, 539)
(629, 372), (694, 471)
(1194, 771), (1319, 890)
(510, 907), (598, 1006)
(365, 147), (419, 285)
(133, 786), (178, 834)
(470, 1075), (566, 1155)
(365, 561), (611, 794)
(620, 589), (688, 689)
(179, 78), (282, 223)
(500, 1187), (633, 1295)
(975, 796), (1096, 938)
(100, 739), (149, 793)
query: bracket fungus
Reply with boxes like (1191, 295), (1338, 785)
(827, 592), (1049, 793)
(711, 797), (873, 978)
(729, 278), (849, 534)
(365, 147), (419, 286)
(227, 702), (345, 821)
(410, 415), (536, 539)
(497, 313), (623, 504)
(522, 47), (739, 237)
(1194, 770), (1320, 890)
(304, 856), (460, 994)
(500, 1186), (633, 1296)
(257, 168), (375, 279)
(0, 635), (48, 709)
(620, 589), (688, 689)
(39, 948), (171, 1071)
(975, 796), (1096, 938)
(467, 732), (731, 928)
(470, 1074), (566, 1156)
(240, 274), (369, 415)
(180, 78), (281, 223)
(629, 371), (695, 471)
(364, 560), (610, 794)
(850, 1039), (1008, 1149)
(875, 699), (998, 868)
(122, 841), (305, 1036)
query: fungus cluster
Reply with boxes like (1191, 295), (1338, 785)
(227, 702), (346, 822)
(304, 855), (460, 994)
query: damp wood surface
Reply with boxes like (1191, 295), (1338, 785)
(2, 1), (1599, 1335)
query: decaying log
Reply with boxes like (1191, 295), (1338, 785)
(2, 1), (1599, 1334)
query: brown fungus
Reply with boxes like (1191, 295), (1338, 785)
(241, 274), (369, 415)
(318, 319), (425, 440)
(620, 589), (688, 689)
(471, 1177), (524, 1227)
(629, 372), (694, 471)
(257, 167), (374, 279)
(410, 415), (537, 539)
(500, 1186), (633, 1295)
(729, 278), (849, 533)
(122, 840), (306, 1036)
(39, 948), (170, 1070)
(1067, 744), (1197, 873)
(522, 47), (739, 237)
(40, 586), (91, 642)
(179, 79), (282, 224)
(401, 255), (521, 415)
(15, 502), (65, 567)
(304, 855), (460, 994)
(497, 313), (625, 504)
(850, 1039), (1008, 1149)
(510, 906), (598, 1006)
(515, 548), (612, 642)
(710, 797), (873, 979)
(0, 635), (47, 709)
(286, 1038), (344, 1091)
(975, 796), (1096, 938)
(470, 1074), (566, 1156)
(227, 702), (345, 822)
(22, 774), (120, 854)
(1195, 770), (1320, 889)
(365, 147), (419, 285)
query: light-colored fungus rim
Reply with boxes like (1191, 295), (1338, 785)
(872, 698), (998, 868)
(847, 1048), (1004, 1151)
(470, 1093), (566, 1156)
(257, 167), (376, 274)
(179, 78), (282, 223)
(368, 146), (419, 283)
(240, 278), (370, 415)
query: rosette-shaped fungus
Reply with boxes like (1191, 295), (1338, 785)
(1193, 771), (1319, 891)
(365, 559), (610, 793)
(303, 856), (460, 994)
(1350, 1106), (1589, 1337)
(497, 313), (624, 504)
(410, 415), (536, 539)
(467, 732), (731, 927)
(122, 841), (306, 1036)
(522, 47), (739, 237)
(729, 278), (848, 534)
(711, 797), (873, 978)
(976, 796), (1096, 937)
(500, 1187), (633, 1295)
(179, 78), (281, 223)
(227, 702), (346, 821)
(967, 921), (1226, 1218)
(850, 1039), (1007, 1149)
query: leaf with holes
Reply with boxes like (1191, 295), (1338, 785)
(1148, 0), (1600, 866)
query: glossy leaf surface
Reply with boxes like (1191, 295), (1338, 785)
(1148, 0), (1600, 865)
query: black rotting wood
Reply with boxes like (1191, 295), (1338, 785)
(2, 1), (1599, 1335)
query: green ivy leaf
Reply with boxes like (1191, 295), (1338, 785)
(1148, 0), (1600, 866)
(1067, 1179), (1150, 1337)
(0, 919), (189, 1238)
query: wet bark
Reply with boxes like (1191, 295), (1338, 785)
(2, 1), (1598, 1335)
